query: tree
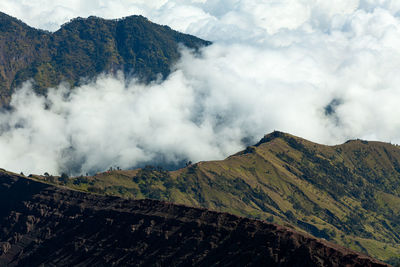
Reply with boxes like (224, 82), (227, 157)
(59, 173), (69, 183)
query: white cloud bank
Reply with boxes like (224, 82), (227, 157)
(1, 1), (400, 175)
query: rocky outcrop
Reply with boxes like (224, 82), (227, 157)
(0, 170), (388, 266)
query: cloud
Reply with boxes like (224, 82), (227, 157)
(1, 1), (400, 175)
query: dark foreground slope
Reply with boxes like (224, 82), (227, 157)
(0, 12), (210, 105)
(0, 170), (387, 267)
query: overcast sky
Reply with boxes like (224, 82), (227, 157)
(1, 1), (400, 175)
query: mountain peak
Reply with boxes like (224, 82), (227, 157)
(254, 131), (301, 147)
(234, 131), (304, 157)
(0, 12), (211, 106)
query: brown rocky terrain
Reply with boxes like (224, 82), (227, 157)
(0, 169), (389, 266)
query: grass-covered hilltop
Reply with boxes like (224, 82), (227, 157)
(23, 131), (400, 264)
(0, 12), (210, 105)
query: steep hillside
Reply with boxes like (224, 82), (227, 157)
(0, 170), (387, 266)
(33, 131), (400, 263)
(0, 12), (210, 105)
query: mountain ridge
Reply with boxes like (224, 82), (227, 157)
(0, 11), (211, 105)
(25, 131), (400, 263)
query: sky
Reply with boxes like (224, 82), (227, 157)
(1, 0), (400, 175)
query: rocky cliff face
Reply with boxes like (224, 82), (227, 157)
(0, 170), (387, 266)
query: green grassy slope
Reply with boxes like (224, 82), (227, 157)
(0, 12), (211, 105)
(28, 131), (400, 263)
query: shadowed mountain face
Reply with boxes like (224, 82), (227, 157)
(0, 170), (388, 266)
(0, 12), (210, 105)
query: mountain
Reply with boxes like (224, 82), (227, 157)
(0, 170), (388, 266)
(0, 12), (211, 105)
(31, 131), (400, 264)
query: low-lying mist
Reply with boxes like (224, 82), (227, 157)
(2, 43), (400, 175)
(1, 1), (400, 175)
